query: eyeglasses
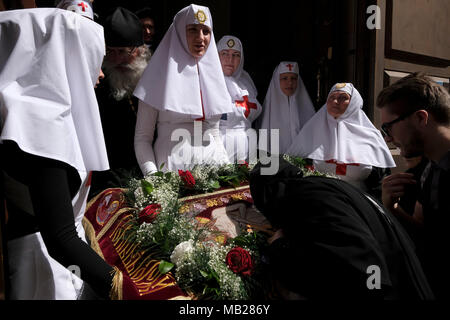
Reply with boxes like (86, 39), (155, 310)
(381, 109), (417, 138)
(105, 47), (137, 57)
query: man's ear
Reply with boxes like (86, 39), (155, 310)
(415, 109), (429, 127)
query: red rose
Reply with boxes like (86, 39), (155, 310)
(138, 204), (161, 224)
(178, 170), (196, 188)
(226, 247), (253, 276)
(239, 161), (249, 168)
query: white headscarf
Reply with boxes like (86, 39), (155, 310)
(287, 83), (396, 168)
(134, 4), (233, 118)
(216, 35), (258, 102)
(0, 8), (108, 175)
(258, 61), (316, 153)
(56, 0), (94, 20)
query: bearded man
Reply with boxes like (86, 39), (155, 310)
(91, 7), (151, 197)
(378, 73), (450, 299)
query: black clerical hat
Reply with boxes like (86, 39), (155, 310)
(104, 7), (143, 47)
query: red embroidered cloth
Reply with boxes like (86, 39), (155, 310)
(83, 185), (259, 299)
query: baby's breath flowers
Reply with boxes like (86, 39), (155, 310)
(123, 157), (329, 299)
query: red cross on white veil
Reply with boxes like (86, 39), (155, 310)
(286, 64), (294, 71)
(325, 159), (360, 176)
(235, 95), (257, 118)
(78, 2), (88, 11)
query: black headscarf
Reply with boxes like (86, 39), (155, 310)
(250, 156), (434, 300)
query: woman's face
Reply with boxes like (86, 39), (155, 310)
(186, 24), (211, 58)
(279, 72), (298, 97)
(326, 91), (351, 118)
(219, 49), (241, 76)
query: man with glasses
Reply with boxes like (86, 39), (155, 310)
(377, 72), (450, 299)
(90, 7), (151, 198)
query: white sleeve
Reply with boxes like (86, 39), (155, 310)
(247, 99), (263, 123)
(134, 100), (158, 175)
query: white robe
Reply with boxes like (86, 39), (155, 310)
(217, 36), (262, 163)
(258, 62), (316, 154)
(0, 8), (108, 299)
(287, 83), (395, 190)
(133, 5), (233, 174)
(135, 101), (229, 175)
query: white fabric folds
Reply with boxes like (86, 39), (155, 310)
(0, 8), (107, 300)
(258, 61), (316, 154)
(216, 35), (262, 162)
(0, 8), (108, 176)
(287, 83), (396, 168)
(216, 35), (259, 103)
(133, 4), (233, 118)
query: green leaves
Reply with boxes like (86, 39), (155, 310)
(200, 269), (221, 297)
(208, 180), (221, 190)
(158, 260), (174, 274)
(141, 180), (154, 196)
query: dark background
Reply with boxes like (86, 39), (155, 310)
(34, 0), (376, 113)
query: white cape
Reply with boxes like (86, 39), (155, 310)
(133, 4), (233, 118)
(0, 8), (107, 299)
(258, 61), (316, 154)
(287, 83), (395, 168)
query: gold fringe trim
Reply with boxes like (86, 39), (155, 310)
(82, 217), (105, 260)
(179, 185), (250, 202)
(109, 266), (123, 300)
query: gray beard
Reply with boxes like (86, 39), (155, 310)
(103, 50), (150, 101)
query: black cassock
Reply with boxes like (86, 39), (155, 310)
(250, 157), (434, 300)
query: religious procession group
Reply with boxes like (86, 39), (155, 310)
(1, 0), (449, 302)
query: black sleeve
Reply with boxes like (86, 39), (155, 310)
(2, 142), (113, 299)
(29, 165), (114, 299)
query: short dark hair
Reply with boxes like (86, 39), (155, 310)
(376, 72), (450, 125)
(135, 7), (154, 20)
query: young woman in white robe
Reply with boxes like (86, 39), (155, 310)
(217, 35), (262, 163)
(287, 83), (396, 198)
(258, 62), (316, 155)
(134, 4), (234, 175)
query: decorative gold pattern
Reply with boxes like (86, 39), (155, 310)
(96, 190), (125, 226)
(336, 83), (347, 89)
(195, 10), (207, 24)
(227, 39), (235, 48)
(109, 214), (178, 296)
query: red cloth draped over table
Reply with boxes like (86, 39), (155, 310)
(83, 185), (269, 299)
(83, 188), (188, 300)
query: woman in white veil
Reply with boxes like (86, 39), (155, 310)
(287, 83), (396, 198)
(134, 4), (233, 175)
